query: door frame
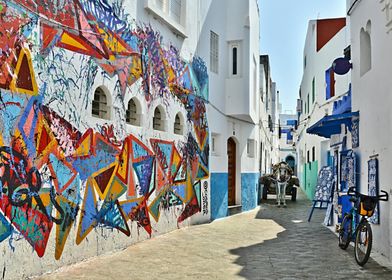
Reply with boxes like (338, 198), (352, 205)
(227, 137), (239, 206)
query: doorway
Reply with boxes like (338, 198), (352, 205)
(285, 155), (295, 174)
(227, 138), (236, 206)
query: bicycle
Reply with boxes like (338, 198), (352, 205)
(338, 187), (389, 266)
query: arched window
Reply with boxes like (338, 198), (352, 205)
(153, 107), (164, 131)
(360, 21), (371, 76)
(126, 98), (140, 126)
(174, 113), (183, 135)
(92, 87), (109, 119)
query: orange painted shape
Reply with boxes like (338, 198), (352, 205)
(116, 140), (129, 183)
(41, 23), (61, 51)
(74, 128), (93, 157)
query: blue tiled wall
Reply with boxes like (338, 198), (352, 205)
(241, 173), (259, 211)
(211, 173), (228, 220)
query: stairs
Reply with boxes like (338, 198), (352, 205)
(228, 205), (242, 216)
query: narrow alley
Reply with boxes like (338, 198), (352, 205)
(35, 190), (392, 280)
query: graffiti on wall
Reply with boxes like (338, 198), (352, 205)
(0, 0), (209, 259)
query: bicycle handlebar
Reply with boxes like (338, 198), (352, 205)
(347, 187), (389, 201)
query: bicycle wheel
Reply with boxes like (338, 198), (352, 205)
(354, 221), (373, 266)
(339, 214), (352, 250)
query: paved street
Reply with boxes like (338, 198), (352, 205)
(35, 190), (392, 280)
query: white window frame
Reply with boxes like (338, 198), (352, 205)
(126, 98), (141, 126)
(145, 0), (186, 37)
(92, 87), (110, 120)
(211, 133), (220, 156)
(153, 106), (166, 132)
(174, 113), (184, 135)
(210, 31), (219, 74)
(229, 41), (241, 77)
(247, 139), (256, 158)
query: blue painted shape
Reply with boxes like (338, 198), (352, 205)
(102, 202), (127, 230)
(120, 201), (139, 215)
(133, 156), (154, 195)
(132, 140), (148, 160)
(96, 137), (119, 155)
(0, 213), (12, 242)
(326, 67), (332, 100)
(193, 181), (201, 207)
(172, 184), (186, 201)
(338, 195), (352, 223)
(156, 143), (173, 172)
(49, 154), (74, 192)
(71, 150), (116, 180)
(62, 174), (81, 205)
(210, 173), (228, 220)
(0, 93), (25, 145)
(17, 93), (44, 157)
(241, 173), (259, 211)
(80, 184), (97, 235)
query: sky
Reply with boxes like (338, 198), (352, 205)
(259, 0), (347, 114)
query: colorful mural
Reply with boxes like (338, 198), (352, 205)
(0, 0), (209, 260)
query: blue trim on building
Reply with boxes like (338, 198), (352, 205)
(210, 173), (228, 220)
(241, 173), (260, 211)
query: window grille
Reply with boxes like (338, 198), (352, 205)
(210, 31), (219, 73)
(92, 87), (109, 119)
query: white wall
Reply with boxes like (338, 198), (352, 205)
(349, 0), (392, 261)
(297, 19), (350, 183)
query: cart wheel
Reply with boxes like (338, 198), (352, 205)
(291, 187), (297, 202)
(262, 185), (268, 200)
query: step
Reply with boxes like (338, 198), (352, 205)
(228, 204), (242, 216)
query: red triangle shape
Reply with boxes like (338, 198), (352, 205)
(37, 126), (51, 155)
(95, 166), (115, 194)
(41, 23), (60, 52)
(16, 53), (34, 91)
(317, 18), (346, 52)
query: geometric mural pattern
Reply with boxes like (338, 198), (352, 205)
(0, 0), (209, 259)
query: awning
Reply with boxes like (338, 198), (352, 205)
(306, 111), (359, 138)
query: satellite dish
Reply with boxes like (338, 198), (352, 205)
(332, 57), (352, 75)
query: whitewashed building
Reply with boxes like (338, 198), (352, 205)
(296, 18), (350, 199)
(279, 113), (297, 174)
(259, 55), (281, 177)
(203, 0), (261, 218)
(345, 0), (392, 264)
(0, 0), (261, 278)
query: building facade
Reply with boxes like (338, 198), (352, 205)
(259, 55), (280, 177)
(0, 0), (265, 278)
(279, 113), (297, 174)
(296, 18), (350, 199)
(205, 0), (261, 219)
(345, 0), (392, 263)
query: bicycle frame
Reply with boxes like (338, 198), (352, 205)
(339, 186), (389, 266)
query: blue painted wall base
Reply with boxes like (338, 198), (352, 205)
(241, 173), (259, 211)
(211, 173), (228, 220)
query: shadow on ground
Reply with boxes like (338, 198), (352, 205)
(229, 190), (392, 279)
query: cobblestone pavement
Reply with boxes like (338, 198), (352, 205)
(36, 190), (392, 280)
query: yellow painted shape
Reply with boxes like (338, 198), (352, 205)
(9, 46), (38, 95)
(92, 163), (116, 200)
(75, 134), (92, 157)
(186, 171), (194, 203)
(107, 177), (127, 201)
(128, 56), (142, 82)
(99, 28), (128, 54)
(61, 32), (88, 51)
(116, 141), (129, 181)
